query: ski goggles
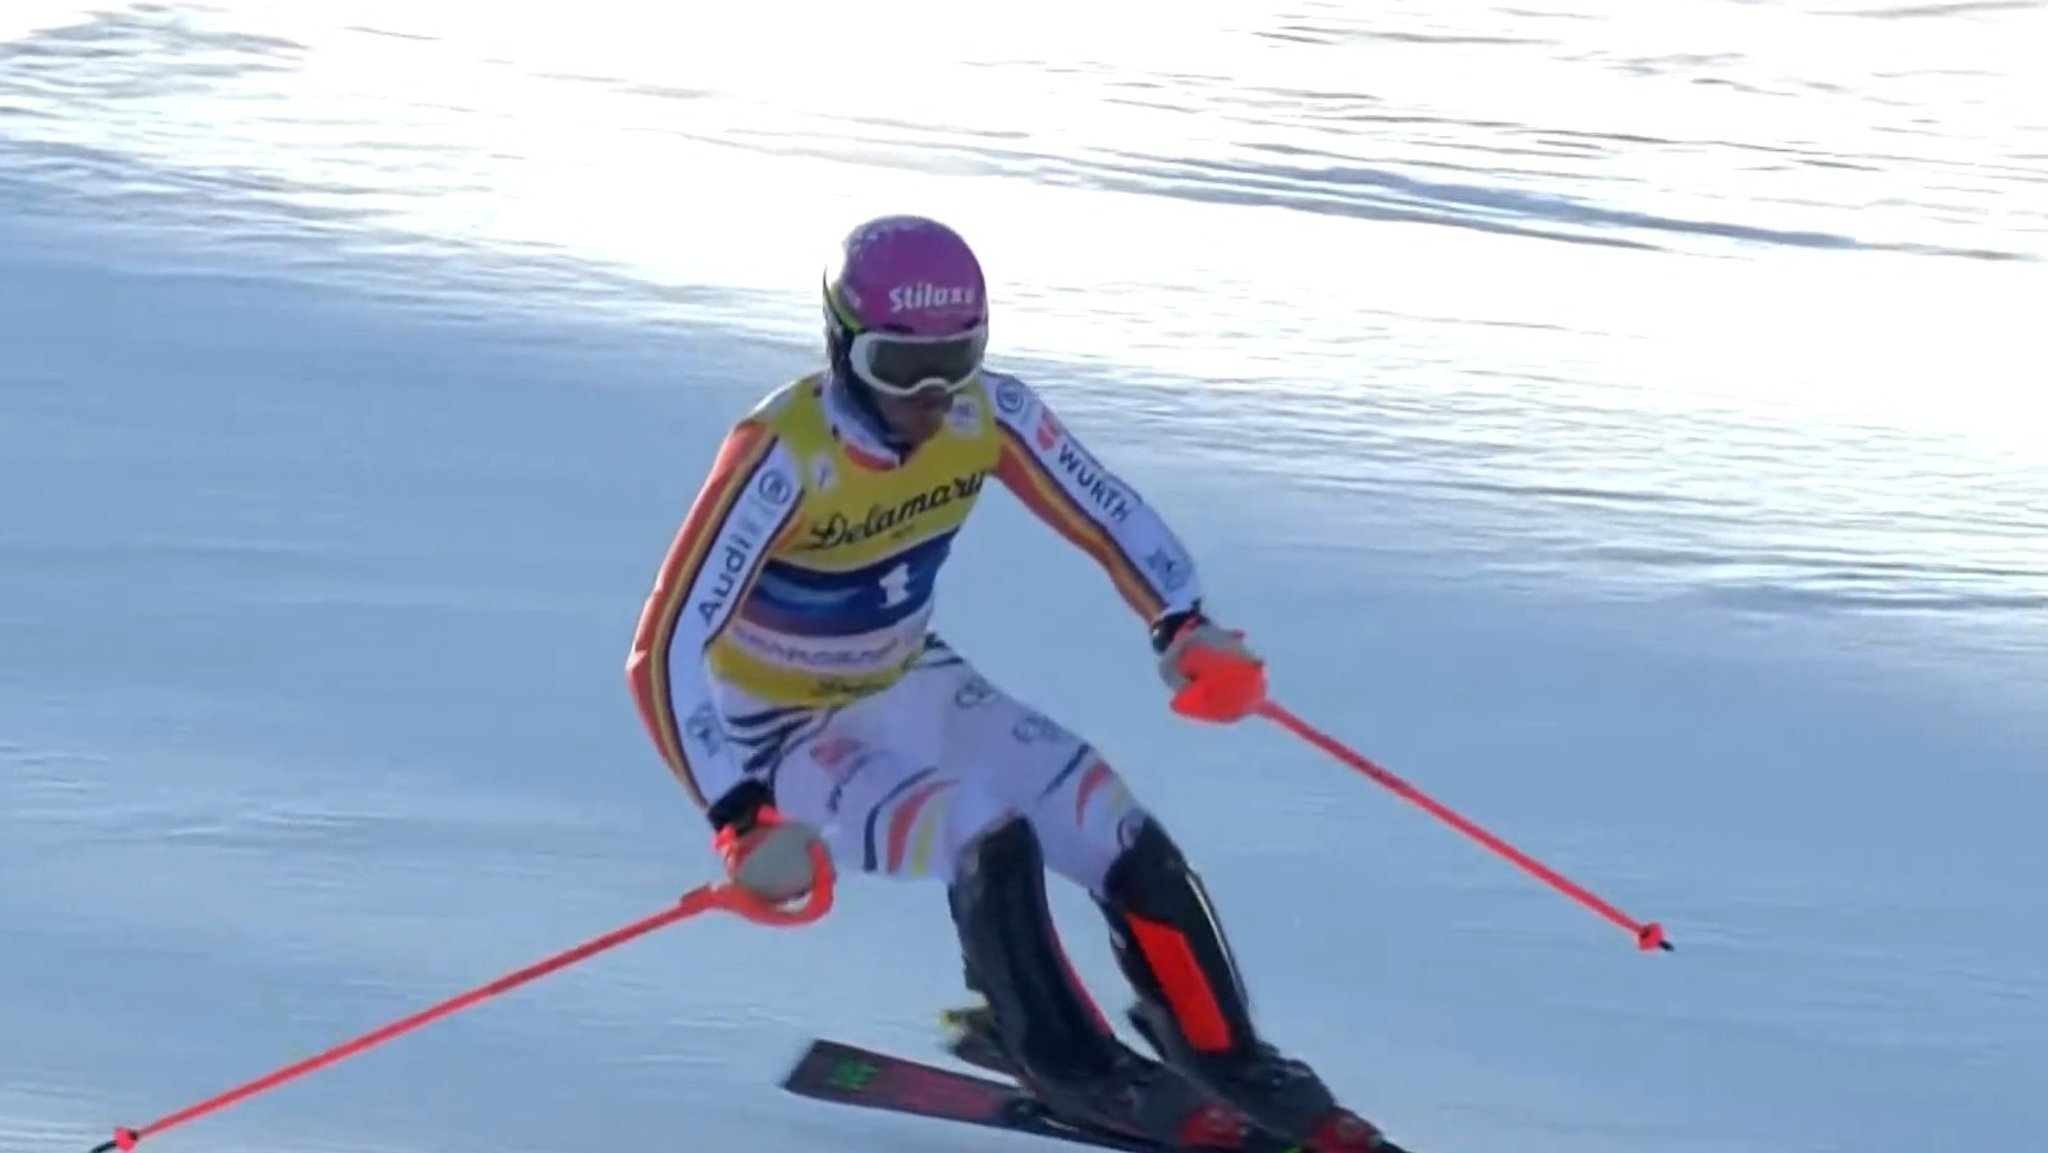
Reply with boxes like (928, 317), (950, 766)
(846, 326), (988, 398)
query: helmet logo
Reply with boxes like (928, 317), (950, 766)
(888, 282), (979, 314)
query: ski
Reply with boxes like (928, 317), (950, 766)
(933, 1008), (1307, 1152)
(781, 1037), (1180, 1152)
(934, 1007), (1414, 1153)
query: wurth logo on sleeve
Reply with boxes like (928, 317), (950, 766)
(1027, 407), (1133, 523)
(1053, 441), (1132, 523)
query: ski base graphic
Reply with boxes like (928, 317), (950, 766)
(781, 1036), (1296, 1152)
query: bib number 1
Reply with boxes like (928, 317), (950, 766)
(878, 562), (914, 608)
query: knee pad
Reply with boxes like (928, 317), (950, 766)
(1102, 818), (1223, 931)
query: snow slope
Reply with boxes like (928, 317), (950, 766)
(4, 5), (2045, 1153)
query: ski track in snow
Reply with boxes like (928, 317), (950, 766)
(2, 5), (2045, 1153)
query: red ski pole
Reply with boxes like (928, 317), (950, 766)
(1168, 647), (1670, 952)
(85, 846), (838, 1153)
(1257, 700), (1671, 951)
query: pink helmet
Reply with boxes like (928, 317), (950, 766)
(823, 215), (989, 398)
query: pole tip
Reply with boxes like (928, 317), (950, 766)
(1636, 922), (1673, 952)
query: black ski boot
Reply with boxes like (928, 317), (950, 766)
(1095, 819), (1395, 1153)
(942, 999), (1247, 1150)
(948, 817), (1242, 1149)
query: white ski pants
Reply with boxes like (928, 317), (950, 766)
(712, 636), (1148, 891)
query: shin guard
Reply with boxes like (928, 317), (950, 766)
(1097, 818), (1257, 1056)
(948, 817), (1118, 1084)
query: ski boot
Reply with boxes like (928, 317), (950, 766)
(947, 817), (1248, 1150)
(943, 998), (1248, 1149)
(1123, 999), (1398, 1152)
(1095, 819), (1402, 1153)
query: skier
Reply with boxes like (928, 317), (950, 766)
(626, 214), (1390, 1152)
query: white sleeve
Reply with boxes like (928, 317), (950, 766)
(626, 420), (804, 813)
(986, 372), (1203, 621)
